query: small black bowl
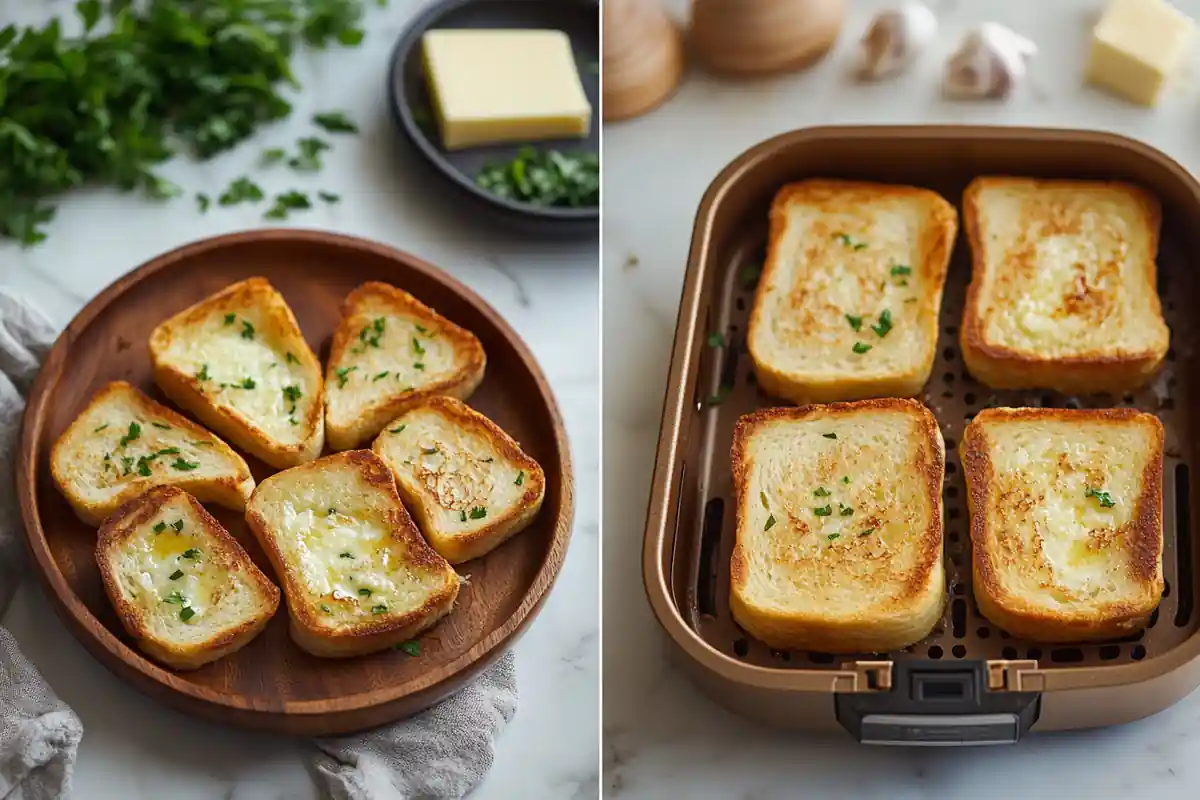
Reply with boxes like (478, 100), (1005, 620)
(388, 0), (599, 237)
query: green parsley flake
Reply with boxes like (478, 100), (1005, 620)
(196, 364), (210, 381)
(339, 552), (354, 559)
(373, 371), (390, 381)
(846, 314), (863, 332)
(412, 337), (426, 356)
(853, 342), (872, 354)
(224, 313), (236, 325)
(1086, 487), (1116, 508)
(390, 424), (407, 434)
(286, 352), (298, 364)
(172, 458), (200, 471)
(515, 471), (524, 486)
(153, 521), (167, 533)
(119, 422), (141, 447)
(839, 504), (854, 516)
(860, 528), (876, 537)
(151, 421), (170, 430)
(282, 385), (302, 403)
(397, 641), (421, 656)
(372, 604), (388, 615)
(823, 433), (837, 440)
(891, 264), (913, 277)
(707, 332), (724, 348)
(335, 366), (357, 388)
(828, 533), (841, 541)
(180, 607), (196, 622)
(172, 519), (184, 532)
(358, 587), (371, 597)
(871, 309), (893, 338)
(764, 514), (776, 532)
(169, 569), (183, 580)
(164, 591), (185, 605)
(814, 487), (831, 497)
(181, 548), (200, 559)
(814, 505), (833, 517)
(238, 377), (256, 390)
(469, 507), (487, 520)
(94, 424), (109, 432)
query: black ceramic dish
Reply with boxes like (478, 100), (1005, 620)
(388, 0), (600, 237)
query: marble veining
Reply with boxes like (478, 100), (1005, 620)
(604, 0), (1200, 797)
(0, 1), (598, 798)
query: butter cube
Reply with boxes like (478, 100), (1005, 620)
(421, 29), (592, 151)
(1086, 0), (1194, 107)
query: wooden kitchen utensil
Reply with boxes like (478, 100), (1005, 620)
(603, 0), (685, 121)
(690, 0), (846, 76)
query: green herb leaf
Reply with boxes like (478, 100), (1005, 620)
(151, 421), (170, 430)
(891, 264), (913, 277)
(171, 458), (200, 471)
(94, 424), (108, 432)
(760, 491), (770, 509)
(422, 447), (438, 455)
(707, 332), (724, 348)
(153, 521), (167, 533)
(814, 505), (833, 517)
(181, 548), (200, 560)
(169, 569), (184, 580)
(372, 604), (387, 615)
(313, 111), (358, 134)
(373, 371), (390, 381)
(460, 510), (467, 522)
(172, 519), (184, 532)
(414, 362), (425, 371)
(1086, 487), (1116, 508)
(845, 314), (863, 332)
(320, 604), (332, 613)
(842, 476), (850, 484)
(814, 487), (831, 497)
(515, 470), (524, 486)
(282, 385), (302, 403)
(859, 528), (876, 537)
(852, 342), (872, 354)
(339, 552), (354, 559)
(318, 191), (340, 203)
(335, 366), (357, 388)
(396, 640), (420, 656)
(196, 363), (210, 381)
(739, 262), (763, 290)
(839, 504), (854, 516)
(164, 591), (185, 606)
(469, 506), (487, 520)
(238, 377), (256, 389)
(264, 190), (312, 220)
(286, 352), (298, 364)
(180, 607), (196, 622)
(287, 137), (329, 172)
(822, 432), (837, 440)
(702, 388), (730, 407)
(136, 458), (152, 477)
(827, 533), (841, 541)
(119, 422), (141, 448)
(390, 424), (407, 434)
(358, 587), (371, 597)
(764, 514), (776, 532)
(871, 309), (893, 338)
(224, 314), (236, 326)
(476, 147), (598, 208)
(240, 320), (255, 340)
(412, 336), (425, 356)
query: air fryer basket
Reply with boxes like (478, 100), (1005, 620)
(643, 127), (1200, 740)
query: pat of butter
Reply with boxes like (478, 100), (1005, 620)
(1086, 0), (1195, 107)
(421, 29), (592, 151)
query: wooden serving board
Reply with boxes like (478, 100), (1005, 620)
(16, 230), (574, 735)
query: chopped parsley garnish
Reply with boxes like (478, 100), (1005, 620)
(814, 505), (833, 517)
(481, 457), (494, 463)
(1086, 487), (1116, 508)
(335, 366), (357, 388)
(238, 377), (256, 389)
(839, 504), (854, 516)
(196, 364), (210, 381)
(469, 506), (487, 520)
(396, 640), (421, 656)
(287, 136), (330, 172)
(414, 362), (425, 371)
(136, 458), (153, 477)
(822, 432), (837, 440)
(890, 264), (913, 277)
(476, 148), (599, 207)
(156, 447), (180, 455)
(264, 189), (313, 220)
(515, 471), (525, 486)
(94, 424), (109, 432)
(373, 371), (390, 381)
(339, 552), (354, 559)
(282, 385), (302, 404)
(289, 417), (299, 425)
(151, 421), (171, 430)
(415, 324), (429, 334)
(169, 569), (184, 580)
(171, 458), (200, 471)
(707, 332), (724, 348)
(827, 533), (841, 541)
(320, 604), (332, 613)
(739, 261), (763, 290)
(219, 176), (264, 206)
(196, 194), (211, 213)
(318, 191), (340, 204)
(814, 487), (831, 497)
(842, 476), (850, 484)
(845, 314), (863, 332)
(119, 422), (141, 447)
(389, 424), (407, 434)
(313, 111), (358, 134)
(180, 607), (196, 622)
(286, 352), (298, 364)
(120, 455), (134, 474)
(358, 318), (385, 349)
(853, 342), (872, 354)
(422, 447), (438, 455)
(760, 491), (770, 509)
(460, 510), (467, 522)
(261, 147), (287, 166)
(764, 514), (777, 532)
(834, 233), (866, 250)
(358, 587), (372, 597)
(224, 313), (236, 325)
(859, 528), (876, 537)
(871, 309), (893, 338)
(412, 337), (426, 356)
(240, 320), (255, 340)
(153, 521), (167, 533)
(181, 548), (200, 560)
(164, 591), (185, 605)
(172, 519), (184, 532)
(372, 604), (387, 615)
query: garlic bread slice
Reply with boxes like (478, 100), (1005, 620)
(372, 396), (545, 564)
(245, 450), (461, 658)
(96, 486), (280, 670)
(324, 282), (486, 451)
(149, 277), (324, 469)
(51, 381), (255, 527)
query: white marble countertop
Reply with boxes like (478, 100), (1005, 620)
(0, 1), (598, 798)
(604, 0), (1200, 797)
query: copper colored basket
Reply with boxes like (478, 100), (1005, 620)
(642, 126), (1200, 742)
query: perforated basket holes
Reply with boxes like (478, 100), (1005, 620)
(690, 241), (1197, 673)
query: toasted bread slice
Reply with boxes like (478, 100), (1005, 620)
(730, 398), (945, 653)
(324, 282), (486, 451)
(963, 407), (1164, 643)
(960, 177), (1170, 393)
(245, 450), (460, 657)
(371, 396), (545, 564)
(149, 277), (324, 469)
(50, 381), (255, 527)
(747, 180), (957, 404)
(96, 486), (280, 670)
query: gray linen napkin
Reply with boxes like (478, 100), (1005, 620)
(0, 291), (83, 800)
(0, 291), (517, 800)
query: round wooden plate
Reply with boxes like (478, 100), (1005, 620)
(16, 230), (574, 735)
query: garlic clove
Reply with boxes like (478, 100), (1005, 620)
(858, 2), (939, 81)
(944, 22), (1037, 99)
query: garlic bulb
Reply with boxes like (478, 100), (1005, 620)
(858, 2), (939, 81)
(944, 23), (1037, 99)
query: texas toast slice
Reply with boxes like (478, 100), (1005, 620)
(324, 282), (486, 451)
(51, 381), (255, 526)
(149, 277), (324, 469)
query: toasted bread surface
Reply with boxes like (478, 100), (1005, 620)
(148, 277), (324, 469)
(50, 381), (255, 526)
(963, 407), (1164, 643)
(960, 177), (1169, 393)
(730, 398), (945, 653)
(371, 396), (545, 564)
(747, 179), (958, 404)
(245, 450), (460, 658)
(96, 486), (280, 670)
(324, 282), (486, 451)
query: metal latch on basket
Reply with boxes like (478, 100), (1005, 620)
(833, 660), (1042, 746)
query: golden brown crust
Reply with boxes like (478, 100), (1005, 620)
(95, 486), (280, 671)
(373, 396), (546, 564)
(960, 177), (1168, 393)
(148, 277), (324, 469)
(244, 450), (460, 658)
(50, 381), (255, 527)
(325, 282), (486, 451)
(963, 407), (1164, 643)
(747, 179), (958, 403)
(729, 398), (945, 652)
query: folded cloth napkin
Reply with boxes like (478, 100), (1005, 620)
(0, 291), (518, 800)
(0, 291), (83, 800)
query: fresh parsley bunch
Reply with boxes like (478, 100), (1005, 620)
(0, 0), (375, 246)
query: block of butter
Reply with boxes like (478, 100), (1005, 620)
(1086, 0), (1195, 107)
(421, 29), (592, 151)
